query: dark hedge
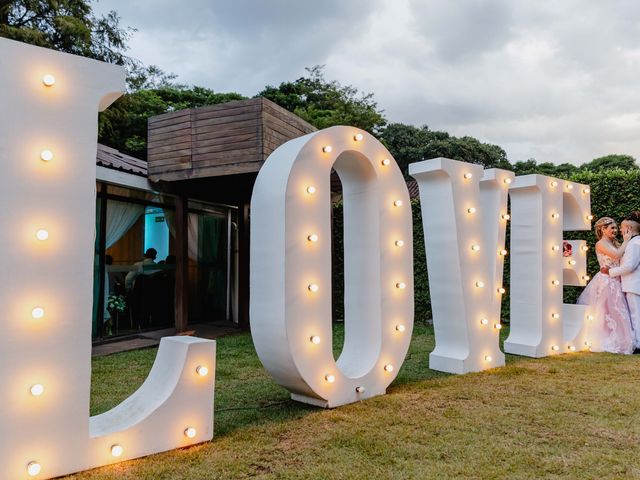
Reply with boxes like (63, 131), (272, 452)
(331, 169), (640, 324)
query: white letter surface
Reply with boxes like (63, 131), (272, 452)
(0, 39), (216, 479)
(250, 126), (413, 408)
(505, 175), (592, 357)
(410, 158), (513, 373)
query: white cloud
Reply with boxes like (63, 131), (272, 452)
(93, 0), (640, 165)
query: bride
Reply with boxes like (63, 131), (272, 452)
(578, 217), (635, 354)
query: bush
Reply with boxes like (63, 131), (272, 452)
(332, 169), (640, 324)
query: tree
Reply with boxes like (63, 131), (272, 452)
(259, 65), (387, 135)
(0, 0), (175, 91)
(99, 86), (246, 158)
(0, 0), (131, 64)
(380, 123), (512, 177)
(580, 154), (638, 172)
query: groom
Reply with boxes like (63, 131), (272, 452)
(602, 211), (640, 348)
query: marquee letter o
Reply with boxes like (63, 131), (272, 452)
(250, 126), (413, 408)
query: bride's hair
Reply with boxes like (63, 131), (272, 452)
(595, 216), (617, 242)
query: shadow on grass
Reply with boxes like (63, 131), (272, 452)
(91, 322), (529, 439)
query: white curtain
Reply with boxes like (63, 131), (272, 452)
(106, 200), (144, 249)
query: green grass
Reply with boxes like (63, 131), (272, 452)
(69, 324), (640, 479)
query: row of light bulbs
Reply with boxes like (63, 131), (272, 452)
(316, 133), (407, 389)
(324, 362), (395, 386)
(26, 424), (200, 476)
(26, 363), (210, 475)
(462, 171), (512, 186)
(27, 72), (212, 477)
(548, 179), (590, 194)
(312, 139), (592, 378)
(319, 133), (392, 168)
(25, 77), (57, 465)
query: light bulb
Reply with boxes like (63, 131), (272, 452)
(463, 172), (473, 179)
(395, 324), (406, 332)
(310, 335), (321, 344)
(551, 213), (560, 219)
(550, 181), (558, 187)
(586, 215), (594, 221)
(30, 384), (44, 396)
(499, 249), (508, 256)
(307, 234), (318, 242)
(484, 355), (492, 362)
(308, 283), (319, 292)
(566, 184), (574, 190)
(396, 282), (406, 290)
(196, 365), (208, 376)
(581, 245), (589, 252)
(497, 287), (506, 294)
(384, 364), (394, 372)
(36, 229), (49, 241)
(568, 259), (576, 266)
(551, 279), (560, 286)
(184, 427), (197, 438)
(551, 345), (560, 351)
(42, 74), (56, 86)
(353, 133), (364, 142)
(501, 213), (511, 220)
(494, 323), (502, 330)
(568, 345), (576, 352)
(111, 444), (123, 458)
(40, 150), (54, 162)
(27, 461), (41, 477)
(551, 313), (560, 319)
(393, 199), (403, 207)
(583, 275), (590, 281)
(471, 244), (480, 252)
(325, 374), (335, 383)
(31, 307), (45, 319)
(503, 177), (512, 184)
(583, 188), (590, 194)
(552, 245), (561, 251)
(322, 145), (332, 153)
(475, 281), (485, 288)
(480, 318), (489, 325)
(355, 386), (366, 393)
(306, 185), (316, 195)
(467, 207), (476, 214)
(381, 158), (391, 166)
(395, 239), (404, 247)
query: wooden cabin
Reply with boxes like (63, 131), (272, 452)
(94, 98), (315, 340)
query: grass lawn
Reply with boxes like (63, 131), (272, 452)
(69, 324), (640, 479)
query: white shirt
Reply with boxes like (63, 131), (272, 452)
(609, 235), (640, 295)
(124, 258), (157, 290)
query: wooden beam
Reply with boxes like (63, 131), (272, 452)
(237, 200), (250, 330)
(174, 194), (189, 332)
(96, 183), (108, 338)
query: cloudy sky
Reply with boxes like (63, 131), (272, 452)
(93, 0), (640, 166)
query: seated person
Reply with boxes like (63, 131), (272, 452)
(125, 248), (158, 291)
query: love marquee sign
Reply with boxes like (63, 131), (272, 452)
(0, 39), (596, 478)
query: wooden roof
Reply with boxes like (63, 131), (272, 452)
(147, 97), (317, 182)
(96, 143), (148, 177)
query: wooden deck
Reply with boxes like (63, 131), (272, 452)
(147, 97), (316, 182)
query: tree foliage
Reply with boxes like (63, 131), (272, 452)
(580, 154), (638, 172)
(380, 123), (512, 177)
(0, 0), (175, 91)
(0, 0), (130, 63)
(99, 86), (245, 158)
(259, 65), (387, 135)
